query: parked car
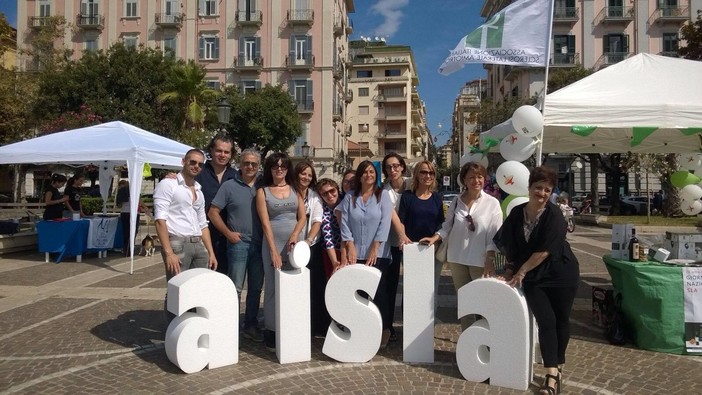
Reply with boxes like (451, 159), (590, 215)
(620, 195), (651, 215)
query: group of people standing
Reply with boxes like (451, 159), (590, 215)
(42, 173), (86, 221)
(152, 136), (579, 394)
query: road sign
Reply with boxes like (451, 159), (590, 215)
(443, 176), (450, 187)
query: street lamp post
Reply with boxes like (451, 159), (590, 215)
(216, 97), (232, 130)
(302, 141), (311, 158)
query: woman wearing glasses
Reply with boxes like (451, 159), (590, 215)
(255, 152), (306, 351)
(420, 162), (503, 330)
(398, 161), (445, 295)
(338, 160), (394, 349)
(493, 166), (579, 395)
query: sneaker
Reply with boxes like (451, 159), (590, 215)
(264, 330), (276, 352)
(243, 326), (264, 343)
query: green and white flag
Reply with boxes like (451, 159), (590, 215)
(439, 0), (553, 75)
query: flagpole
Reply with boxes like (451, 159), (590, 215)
(535, 0), (555, 166)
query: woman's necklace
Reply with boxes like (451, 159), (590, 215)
(273, 182), (287, 187)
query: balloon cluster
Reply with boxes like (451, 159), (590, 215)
(457, 105), (541, 217)
(672, 153), (702, 215)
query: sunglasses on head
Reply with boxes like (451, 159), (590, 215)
(465, 214), (476, 232)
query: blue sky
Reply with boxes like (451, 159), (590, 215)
(0, 0), (486, 146)
(352, 0), (486, 146)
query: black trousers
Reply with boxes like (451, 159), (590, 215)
(357, 257), (392, 330)
(523, 285), (578, 368)
(309, 242), (331, 336)
(388, 246), (403, 331)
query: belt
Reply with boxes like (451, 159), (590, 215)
(169, 235), (202, 243)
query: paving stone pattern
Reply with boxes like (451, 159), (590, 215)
(0, 225), (700, 394)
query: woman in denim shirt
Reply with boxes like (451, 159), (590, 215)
(337, 160), (393, 349)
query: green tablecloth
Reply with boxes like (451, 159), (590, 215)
(603, 255), (686, 354)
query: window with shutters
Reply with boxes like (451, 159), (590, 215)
(240, 80), (261, 94)
(125, 0), (138, 18)
(123, 35), (138, 49)
(38, 0), (51, 17)
(199, 0), (217, 16)
(163, 36), (176, 56)
(199, 36), (219, 60)
(289, 79), (313, 111)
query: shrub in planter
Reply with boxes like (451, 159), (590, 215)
(80, 197), (104, 216)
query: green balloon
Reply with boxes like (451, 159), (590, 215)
(671, 170), (701, 188)
(501, 195), (517, 217)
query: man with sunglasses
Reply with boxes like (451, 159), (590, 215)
(154, 149), (218, 324)
(208, 148), (265, 343)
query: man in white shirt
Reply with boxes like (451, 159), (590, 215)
(154, 149), (217, 321)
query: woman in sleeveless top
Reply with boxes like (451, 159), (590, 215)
(255, 152), (306, 352)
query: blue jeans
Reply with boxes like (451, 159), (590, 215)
(227, 240), (264, 328)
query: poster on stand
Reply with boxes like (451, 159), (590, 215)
(682, 267), (702, 353)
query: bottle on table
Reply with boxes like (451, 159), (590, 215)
(628, 228), (640, 261)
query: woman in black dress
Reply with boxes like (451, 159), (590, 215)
(43, 174), (68, 220)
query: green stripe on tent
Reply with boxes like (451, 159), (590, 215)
(680, 127), (702, 136)
(570, 126), (597, 136)
(630, 127), (658, 146)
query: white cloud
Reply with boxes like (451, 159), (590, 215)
(369, 0), (410, 39)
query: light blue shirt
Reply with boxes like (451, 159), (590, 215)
(338, 189), (393, 260)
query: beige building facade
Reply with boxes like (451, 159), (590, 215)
(16, 0), (356, 180)
(482, 0), (699, 104)
(345, 39), (429, 168)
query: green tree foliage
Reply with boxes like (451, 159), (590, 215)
(34, 43), (181, 137)
(157, 59), (220, 144)
(0, 13), (13, 58)
(547, 66), (593, 93)
(20, 15), (72, 71)
(225, 84), (302, 157)
(679, 11), (702, 60)
(0, 70), (38, 144)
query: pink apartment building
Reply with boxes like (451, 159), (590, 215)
(17, 0), (356, 180)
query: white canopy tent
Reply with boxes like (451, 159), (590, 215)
(0, 121), (192, 273)
(481, 54), (702, 154)
(541, 53), (702, 154)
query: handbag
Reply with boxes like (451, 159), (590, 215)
(435, 197), (457, 262)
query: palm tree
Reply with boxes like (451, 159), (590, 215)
(158, 60), (219, 143)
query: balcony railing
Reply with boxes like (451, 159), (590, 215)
(352, 56), (409, 65)
(647, 6), (689, 26)
(332, 61), (343, 79)
(29, 16), (52, 29)
(233, 56), (263, 70)
(594, 6), (633, 25)
(550, 52), (579, 66)
(285, 54), (315, 70)
(594, 52), (632, 70)
(377, 90), (407, 102)
(155, 13), (184, 27)
(553, 7), (579, 23)
(287, 9), (314, 26)
(346, 18), (353, 34)
(236, 10), (263, 26)
(344, 89), (353, 103)
(76, 14), (104, 29)
(295, 99), (314, 113)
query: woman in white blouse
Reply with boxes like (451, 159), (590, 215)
(420, 162), (503, 330)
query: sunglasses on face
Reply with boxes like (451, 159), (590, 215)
(272, 164), (288, 170)
(320, 188), (337, 197)
(419, 170), (435, 177)
(465, 214), (476, 232)
(241, 161), (259, 168)
(188, 160), (205, 168)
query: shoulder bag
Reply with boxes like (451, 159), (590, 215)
(435, 197), (457, 262)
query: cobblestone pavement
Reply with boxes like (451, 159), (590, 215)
(0, 225), (700, 394)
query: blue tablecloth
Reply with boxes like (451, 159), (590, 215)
(38, 218), (123, 263)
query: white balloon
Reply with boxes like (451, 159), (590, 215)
(679, 153), (702, 172)
(496, 161), (530, 196)
(506, 196), (529, 217)
(511, 106), (543, 138)
(680, 184), (702, 202)
(499, 133), (537, 162)
(680, 199), (702, 216)
(460, 152), (488, 167)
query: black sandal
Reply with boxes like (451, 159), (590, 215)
(539, 373), (560, 395)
